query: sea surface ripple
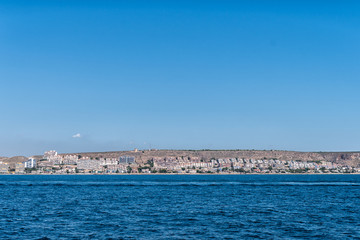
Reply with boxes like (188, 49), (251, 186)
(0, 174), (360, 239)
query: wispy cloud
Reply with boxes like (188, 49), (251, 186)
(72, 133), (81, 138)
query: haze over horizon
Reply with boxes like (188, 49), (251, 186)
(1, 1), (360, 156)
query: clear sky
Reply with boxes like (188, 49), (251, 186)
(0, 1), (359, 156)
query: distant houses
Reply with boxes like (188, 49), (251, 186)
(0, 162), (9, 174)
(15, 163), (25, 173)
(0, 150), (357, 174)
(0, 158), (37, 174)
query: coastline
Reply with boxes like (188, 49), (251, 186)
(2, 173), (360, 176)
(3, 149), (359, 175)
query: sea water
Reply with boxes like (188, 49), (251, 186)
(0, 174), (359, 239)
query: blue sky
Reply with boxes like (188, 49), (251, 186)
(0, 1), (359, 156)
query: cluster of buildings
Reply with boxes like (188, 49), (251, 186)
(0, 158), (36, 174)
(153, 156), (211, 171)
(0, 151), (137, 174)
(214, 158), (348, 173)
(0, 150), (358, 174)
(36, 151), (136, 173)
(152, 157), (356, 174)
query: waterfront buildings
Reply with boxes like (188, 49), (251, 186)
(0, 150), (357, 175)
(77, 159), (101, 171)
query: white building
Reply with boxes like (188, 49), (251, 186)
(24, 158), (37, 168)
(44, 150), (62, 164)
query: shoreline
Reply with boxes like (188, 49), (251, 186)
(1, 173), (359, 176)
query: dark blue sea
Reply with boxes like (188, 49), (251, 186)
(0, 175), (360, 239)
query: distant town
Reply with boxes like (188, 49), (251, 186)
(0, 149), (359, 174)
